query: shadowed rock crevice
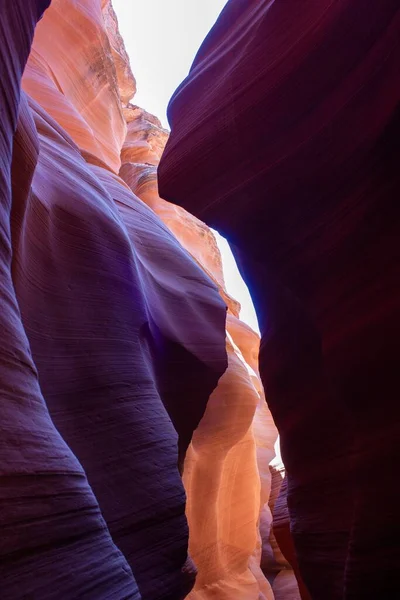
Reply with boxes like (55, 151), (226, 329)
(1, 1), (284, 599)
(159, 1), (400, 598)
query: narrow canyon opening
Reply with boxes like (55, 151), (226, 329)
(1, 1), (398, 600)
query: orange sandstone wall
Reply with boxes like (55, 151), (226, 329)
(7, 1), (226, 597)
(119, 106), (288, 599)
(1, 0), (298, 598)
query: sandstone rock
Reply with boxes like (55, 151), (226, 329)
(3, 1), (228, 598)
(120, 96), (280, 600)
(272, 476), (310, 600)
(122, 104), (169, 166)
(1, 2), (139, 598)
(23, 0), (129, 173)
(159, 1), (400, 598)
(102, 0), (137, 105)
(1, 1), (307, 598)
(120, 160), (240, 318)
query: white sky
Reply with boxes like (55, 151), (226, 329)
(113, 0), (228, 127)
(112, 0), (259, 335)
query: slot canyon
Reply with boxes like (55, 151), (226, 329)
(0, 1), (398, 599)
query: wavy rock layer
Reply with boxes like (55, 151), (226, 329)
(270, 474), (310, 600)
(1, 1), (286, 599)
(159, 1), (400, 599)
(120, 106), (281, 599)
(1, 1), (138, 598)
(3, 1), (231, 598)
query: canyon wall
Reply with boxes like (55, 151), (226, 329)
(0, 1), (295, 598)
(159, 1), (400, 599)
(119, 105), (303, 600)
(1, 1), (139, 598)
(4, 0), (226, 598)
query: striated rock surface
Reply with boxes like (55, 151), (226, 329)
(120, 101), (281, 599)
(22, 0), (129, 173)
(102, 0), (137, 105)
(1, 1), (138, 598)
(265, 468), (300, 600)
(1, 1), (287, 599)
(159, 1), (400, 598)
(3, 1), (232, 598)
(270, 474), (310, 600)
(119, 107), (240, 318)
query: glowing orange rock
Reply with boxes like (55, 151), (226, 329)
(120, 104), (282, 600)
(23, 0), (132, 173)
(2, 1), (298, 597)
(6, 1), (227, 598)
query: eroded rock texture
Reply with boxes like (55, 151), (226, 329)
(119, 105), (281, 599)
(159, 1), (400, 599)
(1, 1), (285, 599)
(270, 473), (310, 600)
(2, 1), (232, 598)
(1, 1), (138, 598)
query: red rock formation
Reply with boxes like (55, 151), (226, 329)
(271, 475), (311, 600)
(119, 107), (240, 317)
(159, 1), (400, 598)
(102, 0), (137, 105)
(3, 1), (231, 598)
(120, 105), (281, 599)
(2, 1), (329, 598)
(266, 468), (301, 600)
(1, 1), (139, 598)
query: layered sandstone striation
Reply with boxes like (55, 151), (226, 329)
(3, 1), (227, 598)
(1, 1), (138, 598)
(1, 1), (289, 599)
(120, 92), (283, 600)
(159, 1), (400, 598)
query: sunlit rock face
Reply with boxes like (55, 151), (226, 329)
(159, 1), (400, 599)
(120, 106), (283, 599)
(2, 0), (308, 598)
(1, 1), (138, 598)
(4, 1), (231, 598)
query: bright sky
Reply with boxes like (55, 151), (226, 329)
(113, 0), (228, 127)
(112, 0), (259, 335)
